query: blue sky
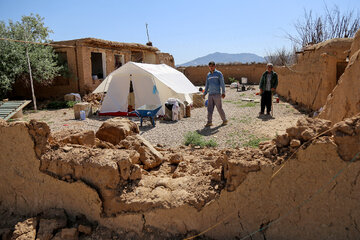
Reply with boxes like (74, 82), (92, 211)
(0, 0), (359, 65)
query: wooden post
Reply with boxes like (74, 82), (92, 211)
(25, 46), (37, 111)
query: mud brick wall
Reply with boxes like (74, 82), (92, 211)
(276, 38), (352, 111)
(178, 63), (267, 86)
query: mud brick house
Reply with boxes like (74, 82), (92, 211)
(276, 38), (352, 111)
(12, 38), (175, 99)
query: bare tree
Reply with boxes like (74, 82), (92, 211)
(287, 4), (360, 48)
(325, 5), (360, 39)
(265, 47), (297, 66)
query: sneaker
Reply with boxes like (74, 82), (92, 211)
(205, 122), (213, 127)
(259, 112), (264, 115)
(222, 120), (228, 126)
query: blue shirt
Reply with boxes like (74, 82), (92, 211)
(204, 69), (225, 95)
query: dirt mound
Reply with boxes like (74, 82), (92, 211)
(1, 115), (360, 239)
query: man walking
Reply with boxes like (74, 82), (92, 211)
(259, 63), (278, 115)
(203, 61), (228, 127)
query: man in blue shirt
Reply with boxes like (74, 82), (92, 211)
(203, 61), (228, 127)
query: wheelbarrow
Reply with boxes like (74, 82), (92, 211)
(131, 104), (162, 127)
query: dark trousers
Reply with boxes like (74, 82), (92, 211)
(261, 91), (272, 114)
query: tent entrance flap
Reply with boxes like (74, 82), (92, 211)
(128, 79), (135, 112)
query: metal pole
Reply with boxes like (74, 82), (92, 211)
(271, 92), (274, 117)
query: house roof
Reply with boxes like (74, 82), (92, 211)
(53, 38), (159, 52)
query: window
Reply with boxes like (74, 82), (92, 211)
(57, 52), (68, 66)
(131, 51), (143, 63)
(53, 52), (70, 86)
(91, 52), (104, 79)
(114, 54), (124, 69)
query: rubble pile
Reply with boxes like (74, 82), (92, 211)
(0, 208), (125, 240)
(82, 93), (104, 106)
(259, 117), (332, 163)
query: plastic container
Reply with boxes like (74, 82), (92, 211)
(80, 110), (86, 120)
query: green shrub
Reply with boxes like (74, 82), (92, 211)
(46, 100), (77, 109)
(184, 131), (218, 147)
(243, 135), (267, 148)
(228, 77), (238, 83)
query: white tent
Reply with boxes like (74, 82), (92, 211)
(94, 62), (199, 116)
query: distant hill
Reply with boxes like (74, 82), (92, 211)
(178, 52), (265, 67)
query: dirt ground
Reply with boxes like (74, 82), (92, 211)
(18, 86), (306, 148)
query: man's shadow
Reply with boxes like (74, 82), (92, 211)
(257, 114), (275, 121)
(196, 125), (223, 136)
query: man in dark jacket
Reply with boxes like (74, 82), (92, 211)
(259, 63), (278, 115)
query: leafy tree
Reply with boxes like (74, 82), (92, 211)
(0, 14), (62, 110)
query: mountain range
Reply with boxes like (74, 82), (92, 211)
(178, 52), (265, 67)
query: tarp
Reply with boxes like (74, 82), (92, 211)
(95, 62), (199, 116)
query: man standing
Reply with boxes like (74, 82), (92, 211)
(259, 63), (278, 115)
(203, 61), (228, 127)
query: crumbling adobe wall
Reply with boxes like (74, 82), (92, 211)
(1, 115), (360, 239)
(319, 30), (360, 124)
(179, 63), (267, 86)
(276, 38), (352, 111)
(0, 120), (102, 222)
(156, 52), (175, 67)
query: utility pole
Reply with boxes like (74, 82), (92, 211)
(25, 34), (37, 111)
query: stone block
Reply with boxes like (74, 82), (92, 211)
(73, 103), (92, 120)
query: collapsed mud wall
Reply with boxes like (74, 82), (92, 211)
(318, 30), (360, 124)
(178, 63), (266, 86)
(276, 38), (352, 111)
(1, 115), (360, 239)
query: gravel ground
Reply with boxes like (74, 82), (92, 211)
(19, 86), (306, 148)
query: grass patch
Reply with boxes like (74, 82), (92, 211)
(225, 130), (249, 148)
(238, 116), (252, 124)
(243, 135), (268, 148)
(184, 131), (218, 147)
(238, 102), (257, 108)
(46, 100), (77, 109)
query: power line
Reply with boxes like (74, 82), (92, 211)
(0, 37), (75, 48)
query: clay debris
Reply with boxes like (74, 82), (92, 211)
(36, 117), (270, 214)
(82, 93), (104, 106)
(95, 118), (139, 145)
(259, 117), (332, 162)
(0, 209), (100, 240)
(331, 113), (360, 161)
